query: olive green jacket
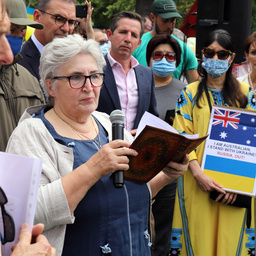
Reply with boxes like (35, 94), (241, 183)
(0, 54), (45, 151)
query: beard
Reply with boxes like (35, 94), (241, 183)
(155, 21), (173, 35)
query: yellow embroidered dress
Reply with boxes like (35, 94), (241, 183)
(170, 81), (256, 256)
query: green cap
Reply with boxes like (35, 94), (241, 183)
(7, 0), (44, 29)
(152, 0), (182, 19)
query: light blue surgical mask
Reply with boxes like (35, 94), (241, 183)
(152, 58), (176, 77)
(202, 57), (230, 78)
(6, 35), (23, 57)
(99, 43), (109, 56)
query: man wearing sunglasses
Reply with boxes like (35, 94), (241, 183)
(18, 0), (77, 83)
(133, 0), (199, 84)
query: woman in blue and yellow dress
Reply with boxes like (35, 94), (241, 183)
(170, 29), (256, 256)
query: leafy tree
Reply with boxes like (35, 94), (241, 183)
(84, 0), (135, 29)
(25, 0), (37, 8)
(175, 0), (194, 28)
(25, 0), (256, 33)
(25, 0), (135, 28)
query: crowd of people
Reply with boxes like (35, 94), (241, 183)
(0, 0), (256, 255)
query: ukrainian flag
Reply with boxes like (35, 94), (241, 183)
(204, 155), (256, 194)
(25, 7), (36, 41)
(26, 7), (35, 20)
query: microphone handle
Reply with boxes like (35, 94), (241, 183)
(112, 123), (124, 188)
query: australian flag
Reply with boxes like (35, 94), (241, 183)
(210, 107), (256, 147)
(202, 106), (256, 195)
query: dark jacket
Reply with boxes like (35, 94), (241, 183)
(18, 37), (41, 82)
(97, 56), (158, 129)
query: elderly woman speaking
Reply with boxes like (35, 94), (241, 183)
(6, 34), (188, 256)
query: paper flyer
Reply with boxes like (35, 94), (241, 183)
(0, 152), (42, 256)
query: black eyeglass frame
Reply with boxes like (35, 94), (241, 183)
(202, 47), (232, 60)
(52, 73), (105, 89)
(151, 51), (176, 62)
(39, 10), (79, 29)
(0, 186), (15, 245)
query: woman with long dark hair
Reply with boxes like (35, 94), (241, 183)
(170, 29), (256, 256)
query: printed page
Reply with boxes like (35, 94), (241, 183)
(0, 152), (42, 256)
(136, 112), (199, 139)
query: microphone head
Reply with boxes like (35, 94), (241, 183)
(110, 109), (125, 124)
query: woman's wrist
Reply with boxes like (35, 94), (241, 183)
(189, 159), (203, 179)
(82, 161), (102, 182)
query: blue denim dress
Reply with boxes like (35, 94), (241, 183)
(35, 108), (151, 256)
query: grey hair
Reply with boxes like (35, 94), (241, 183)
(39, 34), (106, 103)
(37, 0), (75, 12)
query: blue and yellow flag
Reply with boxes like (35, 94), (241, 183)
(25, 7), (36, 40)
(201, 105), (256, 196)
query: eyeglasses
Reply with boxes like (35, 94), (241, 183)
(52, 73), (105, 89)
(98, 39), (108, 46)
(0, 186), (15, 245)
(39, 10), (79, 29)
(152, 51), (176, 62)
(202, 47), (232, 60)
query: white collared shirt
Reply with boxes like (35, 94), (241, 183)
(31, 33), (44, 54)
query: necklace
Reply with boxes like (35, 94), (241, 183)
(53, 108), (102, 148)
(248, 72), (256, 95)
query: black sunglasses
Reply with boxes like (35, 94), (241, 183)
(0, 186), (15, 244)
(152, 51), (176, 62)
(202, 47), (232, 60)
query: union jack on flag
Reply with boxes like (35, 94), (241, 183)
(202, 105), (256, 196)
(212, 109), (240, 129)
(209, 106), (256, 147)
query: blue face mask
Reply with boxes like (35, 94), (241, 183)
(202, 57), (230, 78)
(99, 43), (109, 56)
(6, 35), (23, 57)
(152, 58), (176, 77)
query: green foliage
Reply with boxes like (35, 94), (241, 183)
(26, 0), (135, 28)
(251, 0), (256, 33)
(175, 0), (194, 28)
(25, 0), (256, 33)
(88, 0), (135, 28)
(25, 0), (37, 8)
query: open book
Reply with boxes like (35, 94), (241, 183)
(0, 152), (42, 256)
(125, 112), (207, 183)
